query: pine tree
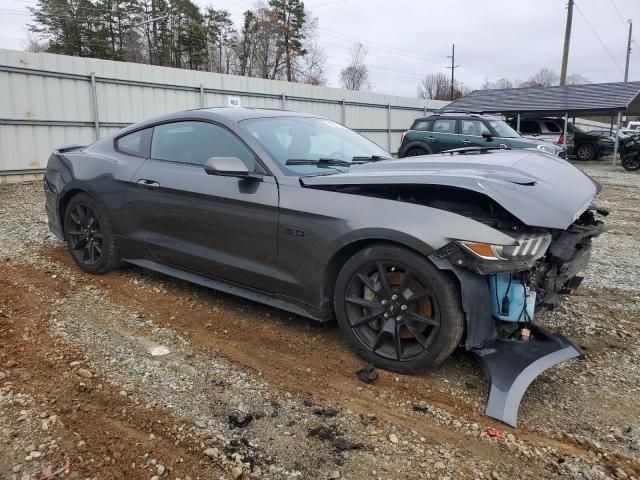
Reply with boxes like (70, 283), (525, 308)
(268, 0), (306, 81)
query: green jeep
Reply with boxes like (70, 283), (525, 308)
(398, 113), (566, 158)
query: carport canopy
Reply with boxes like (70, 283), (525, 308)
(439, 81), (640, 117)
(439, 81), (640, 165)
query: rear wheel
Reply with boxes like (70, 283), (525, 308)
(334, 244), (464, 373)
(63, 193), (119, 274)
(405, 147), (428, 157)
(575, 143), (596, 161)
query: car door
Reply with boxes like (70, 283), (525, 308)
(129, 120), (280, 291)
(459, 119), (501, 148)
(429, 118), (461, 152)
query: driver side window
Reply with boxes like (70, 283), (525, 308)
(151, 121), (256, 170)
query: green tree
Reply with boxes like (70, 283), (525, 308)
(268, 0), (306, 81)
(94, 0), (144, 60)
(28, 0), (109, 57)
(205, 8), (235, 73)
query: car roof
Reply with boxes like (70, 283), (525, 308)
(194, 107), (322, 122)
(417, 113), (503, 121)
(111, 107), (325, 137)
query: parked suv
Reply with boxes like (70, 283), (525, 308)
(507, 117), (615, 161)
(398, 114), (565, 158)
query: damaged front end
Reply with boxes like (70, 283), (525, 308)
(430, 207), (605, 426)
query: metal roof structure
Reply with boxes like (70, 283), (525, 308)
(440, 81), (640, 116)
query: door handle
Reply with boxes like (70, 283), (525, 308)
(462, 140), (471, 144)
(427, 136), (435, 140)
(137, 179), (160, 189)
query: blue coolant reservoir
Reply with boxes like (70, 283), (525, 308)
(488, 273), (536, 323)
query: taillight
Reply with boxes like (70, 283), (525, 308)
(558, 134), (564, 145)
(400, 131), (406, 144)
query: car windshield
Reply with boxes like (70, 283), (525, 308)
(487, 120), (520, 138)
(241, 116), (391, 175)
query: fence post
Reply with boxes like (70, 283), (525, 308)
(281, 92), (286, 110)
(387, 103), (392, 152)
(199, 84), (205, 108)
(341, 99), (346, 125)
(90, 72), (100, 140)
(613, 110), (622, 166)
(423, 106), (427, 116)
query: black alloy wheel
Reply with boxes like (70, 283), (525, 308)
(334, 244), (464, 373)
(622, 153), (640, 171)
(67, 203), (103, 266)
(345, 261), (440, 362)
(63, 193), (119, 274)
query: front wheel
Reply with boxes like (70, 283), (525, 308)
(622, 153), (640, 171)
(334, 244), (464, 373)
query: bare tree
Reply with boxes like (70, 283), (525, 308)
(481, 77), (513, 90)
(22, 31), (49, 53)
(417, 72), (453, 100)
(340, 42), (369, 90)
(520, 68), (559, 87)
(300, 42), (326, 85)
(566, 73), (590, 85)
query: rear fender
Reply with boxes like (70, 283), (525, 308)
(399, 140), (433, 157)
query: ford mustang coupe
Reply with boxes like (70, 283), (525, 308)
(44, 108), (604, 378)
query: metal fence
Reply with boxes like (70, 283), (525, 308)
(0, 48), (448, 180)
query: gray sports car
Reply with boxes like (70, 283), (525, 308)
(44, 108), (604, 376)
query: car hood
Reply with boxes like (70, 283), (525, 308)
(300, 150), (600, 229)
(515, 136), (558, 147)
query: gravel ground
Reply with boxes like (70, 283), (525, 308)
(0, 162), (639, 480)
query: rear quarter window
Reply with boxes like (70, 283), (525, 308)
(116, 128), (153, 157)
(410, 120), (431, 131)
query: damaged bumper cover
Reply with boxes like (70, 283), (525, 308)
(429, 209), (603, 426)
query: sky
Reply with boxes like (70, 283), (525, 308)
(0, 0), (638, 97)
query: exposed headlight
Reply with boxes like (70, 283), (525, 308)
(537, 144), (555, 155)
(458, 241), (505, 260)
(459, 234), (551, 262)
(432, 233), (552, 274)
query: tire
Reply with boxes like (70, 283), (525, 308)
(404, 147), (429, 157)
(63, 193), (120, 274)
(575, 143), (596, 161)
(622, 153), (640, 171)
(334, 243), (464, 373)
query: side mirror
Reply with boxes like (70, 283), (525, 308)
(482, 132), (494, 141)
(204, 157), (259, 179)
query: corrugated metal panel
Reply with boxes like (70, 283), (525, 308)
(0, 48), (448, 174)
(441, 81), (640, 116)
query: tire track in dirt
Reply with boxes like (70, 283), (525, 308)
(39, 244), (640, 475)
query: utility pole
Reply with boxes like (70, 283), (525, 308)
(446, 44), (460, 101)
(625, 20), (633, 82)
(560, 0), (574, 85)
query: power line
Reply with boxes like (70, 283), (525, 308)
(317, 27), (446, 61)
(573, 1), (624, 73)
